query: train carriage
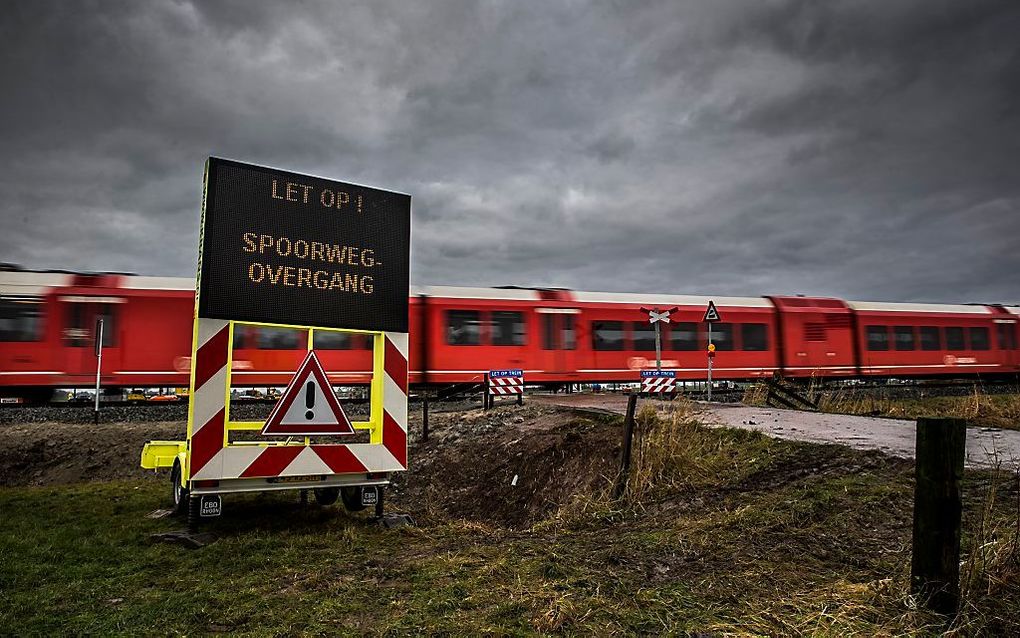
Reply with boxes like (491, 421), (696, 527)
(568, 291), (779, 382)
(2, 266), (1018, 402)
(847, 301), (1010, 378)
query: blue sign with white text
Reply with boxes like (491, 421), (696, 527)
(640, 370), (676, 378)
(489, 369), (524, 378)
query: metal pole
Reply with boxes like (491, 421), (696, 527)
(422, 395), (430, 442)
(654, 321), (662, 371)
(94, 318), (104, 424)
(707, 323), (713, 402)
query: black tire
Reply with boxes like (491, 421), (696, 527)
(341, 486), (367, 512)
(313, 487), (339, 506)
(171, 461), (190, 515)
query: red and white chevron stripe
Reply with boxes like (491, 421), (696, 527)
(641, 376), (676, 394)
(188, 319), (230, 479)
(189, 325), (408, 481)
(488, 376), (524, 395)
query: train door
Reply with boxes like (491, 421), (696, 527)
(997, 319), (1018, 370)
(61, 299), (122, 381)
(538, 309), (578, 374)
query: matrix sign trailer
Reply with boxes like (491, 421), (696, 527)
(141, 158), (411, 523)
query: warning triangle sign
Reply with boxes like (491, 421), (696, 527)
(262, 351), (355, 436)
(703, 300), (722, 323)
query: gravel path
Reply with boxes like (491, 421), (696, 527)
(535, 394), (1020, 470)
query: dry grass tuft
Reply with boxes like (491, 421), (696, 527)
(623, 397), (774, 501)
(745, 381), (1020, 430)
(951, 462), (1020, 634)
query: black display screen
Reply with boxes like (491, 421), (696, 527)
(197, 157), (410, 332)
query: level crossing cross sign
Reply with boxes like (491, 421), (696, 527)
(640, 369), (676, 394)
(262, 351), (355, 436)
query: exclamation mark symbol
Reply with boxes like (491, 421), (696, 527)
(305, 381), (315, 420)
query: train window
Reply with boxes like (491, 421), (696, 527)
(542, 314), (556, 350)
(562, 314), (576, 350)
(670, 322), (698, 351)
(96, 306), (117, 347)
(998, 323), (1017, 350)
(446, 310), (481, 345)
(866, 326), (889, 351)
(969, 327), (990, 351)
(919, 326), (941, 351)
(894, 326), (915, 351)
(313, 330), (351, 350)
(708, 323), (733, 351)
(741, 323), (768, 351)
(233, 327), (246, 349)
(0, 297), (43, 342)
(945, 327), (965, 350)
(592, 321), (624, 351)
(491, 311), (525, 346)
(631, 322), (657, 351)
(256, 327), (302, 349)
(64, 303), (87, 346)
(542, 314), (576, 350)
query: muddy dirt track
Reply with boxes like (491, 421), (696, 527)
(536, 394), (1020, 470)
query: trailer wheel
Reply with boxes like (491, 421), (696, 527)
(171, 461), (190, 515)
(341, 486), (367, 512)
(313, 487), (339, 506)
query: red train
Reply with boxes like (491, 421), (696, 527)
(1, 267), (1017, 401)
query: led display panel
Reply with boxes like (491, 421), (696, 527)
(197, 157), (410, 332)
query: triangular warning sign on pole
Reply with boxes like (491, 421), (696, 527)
(262, 351), (355, 436)
(703, 300), (722, 323)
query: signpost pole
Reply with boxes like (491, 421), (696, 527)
(707, 323), (713, 402)
(94, 318), (104, 424)
(655, 322), (662, 372)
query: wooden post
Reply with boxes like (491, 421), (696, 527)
(483, 374), (490, 411)
(911, 417), (966, 615)
(613, 394), (640, 499)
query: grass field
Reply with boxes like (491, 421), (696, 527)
(1, 404), (1018, 636)
(816, 389), (1020, 431)
(744, 383), (1020, 431)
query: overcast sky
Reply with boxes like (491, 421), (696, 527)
(2, 1), (1018, 304)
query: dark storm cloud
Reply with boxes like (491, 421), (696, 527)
(1, 0), (1018, 303)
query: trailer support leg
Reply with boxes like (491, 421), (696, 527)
(374, 486), (385, 519)
(186, 496), (199, 533)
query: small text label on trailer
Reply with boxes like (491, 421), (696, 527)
(199, 495), (222, 518)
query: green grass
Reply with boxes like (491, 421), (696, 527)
(2, 409), (1018, 636)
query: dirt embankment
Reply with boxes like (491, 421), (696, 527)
(0, 404), (624, 529)
(394, 404), (620, 527)
(0, 421), (186, 487)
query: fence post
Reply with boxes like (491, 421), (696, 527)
(613, 393), (640, 499)
(911, 417), (966, 615)
(483, 373), (490, 411)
